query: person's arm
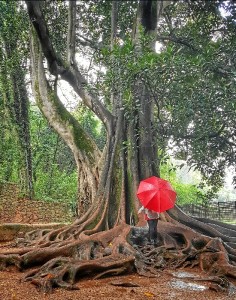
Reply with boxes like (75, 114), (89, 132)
(138, 206), (145, 214)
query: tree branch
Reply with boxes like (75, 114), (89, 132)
(176, 124), (226, 141)
(111, 1), (118, 47)
(30, 31), (100, 168)
(26, 0), (114, 134)
(159, 9), (234, 78)
(156, 34), (197, 51)
(76, 34), (103, 50)
(67, 0), (76, 64)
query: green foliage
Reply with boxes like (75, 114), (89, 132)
(0, 84), (19, 182)
(0, 131), (20, 182)
(0, 1), (77, 203)
(34, 169), (77, 205)
(174, 182), (205, 206)
(30, 106), (77, 202)
(77, 1), (137, 50)
(0, 1), (33, 197)
(155, 5), (236, 188)
(0, 102), (77, 203)
(97, 0), (236, 190)
(42, 1), (68, 57)
(160, 161), (206, 205)
(73, 104), (106, 150)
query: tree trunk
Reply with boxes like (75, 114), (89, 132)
(11, 66), (34, 199)
(2, 37), (34, 198)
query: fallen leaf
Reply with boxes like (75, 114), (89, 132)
(46, 273), (54, 279)
(144, 291), (155, 297)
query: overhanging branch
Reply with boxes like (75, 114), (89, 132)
(76, 34), (103, 51)
(26, 0), (114, 133)
(30, 33), (100, 168)
(156, 34), (197, 51)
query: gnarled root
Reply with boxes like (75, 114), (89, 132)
(24, 255), (135, 293)
(0, 254), (22, 270)
(1, 220), (236, 294)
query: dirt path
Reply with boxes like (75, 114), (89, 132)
(0, 267), (234, 300)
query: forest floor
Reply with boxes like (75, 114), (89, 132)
(0, 241), (236, 300)
(1, 264), (236, 300)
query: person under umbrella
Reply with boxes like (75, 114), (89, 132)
(138, 206), (160, 246)
(137, 176), (177, 246)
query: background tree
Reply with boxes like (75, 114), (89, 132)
(30, 106), (77, 203)
(0, 2), (77, 202)
(0, 0), (236, 292)
(0, 1), (34, 197)
(155, 0), (236, 189)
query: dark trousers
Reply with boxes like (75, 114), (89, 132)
(147, 219), (158, 242)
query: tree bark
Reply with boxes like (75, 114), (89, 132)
(67, 0), (76, 65)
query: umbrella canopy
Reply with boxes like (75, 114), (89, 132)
(137, 176), (177, 213)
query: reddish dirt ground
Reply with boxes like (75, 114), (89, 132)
(0, 267), (235, 300)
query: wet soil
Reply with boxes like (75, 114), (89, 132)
(0, 267), (235, 300)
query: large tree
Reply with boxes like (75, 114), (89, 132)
(1, 0), (236, 293)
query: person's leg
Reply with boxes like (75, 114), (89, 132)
(148, 219), (158, 245)
(147, 220), (151, 242)
(148, 219), (158, 244)
(152, 219), (158, 244)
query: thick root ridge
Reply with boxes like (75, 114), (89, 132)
(24, 255), (135, 293)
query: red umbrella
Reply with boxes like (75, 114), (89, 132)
(137, 176), (177, 213)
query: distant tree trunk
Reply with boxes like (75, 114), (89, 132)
(11, 67), (34, 199)
(2, 38), (34, 198)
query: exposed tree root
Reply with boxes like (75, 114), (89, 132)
(24, 255), (135, 293)
(0, 219), (236, 294)
(0, 253), (22, 270)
